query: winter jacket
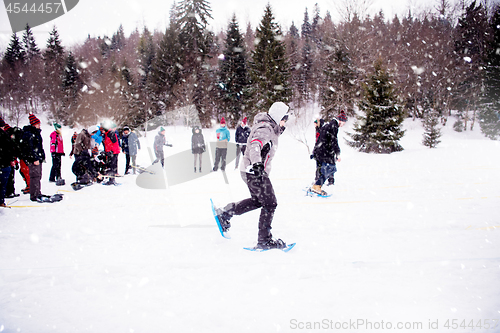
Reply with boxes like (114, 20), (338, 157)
(6, 126), (24, 159)
(240, 112), (283, 175)
(73, 129), (92, 156)
(235, 124), (251, 145)
(312, 118), (341, 165)
(92, 131), (103, 147)
(21, 125), (45, 163)
(50, 130), (65, 154)
(121, 133), (129, 154)
(191, 127), (206, 154)
(104, 130), (120, 154)
(127, 131), (140, 156)
(154, 132), (166, 153)
(216, 127), (230, 149)
(0, 128), (15, 168)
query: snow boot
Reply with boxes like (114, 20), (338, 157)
(310, 184), (328, 196)
(256, 238), (286, 250)
(215, 208), (232, 232)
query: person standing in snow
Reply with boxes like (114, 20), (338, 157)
(213, 102), (290, 250)
(152, 127), (172, 168)
(72, 126), (98, 184)
(22, 114), (46, 202)
(0, 118), (16, 207)
(310, 111), (347, 196)
(2, 123), (21, 198)
(49, 123), (65, 183)
(123, 127), (141, 174)
(191, 126), (205, 173)
(212, 117), (230, 172)
(234, 117), (251, 170)
(101, 122), (120, 185)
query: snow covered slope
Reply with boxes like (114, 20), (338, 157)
(0, 117), (499, 333)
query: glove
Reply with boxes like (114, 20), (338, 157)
(310, 154), (314, 160)
(252, 162), (265, 178)
(165, 143), (173, 147)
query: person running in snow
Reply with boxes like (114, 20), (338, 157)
(213, 102), (290, 250)
(235, 117), (251, 169)
(22, 114), (46, 202)
(191, 126), (205, 173)
(212, 117), (230, 172)
(49, 123), (65, 183)
(310, 111), (347, 196)
(152, 127), (172, 168)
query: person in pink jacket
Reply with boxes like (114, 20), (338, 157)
(49, 123), (65, 183)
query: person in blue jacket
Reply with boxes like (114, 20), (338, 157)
(212, 117), (230, 172)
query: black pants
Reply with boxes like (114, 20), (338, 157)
(235, 144), (246, 168)
(49, 153), (62, 181)
(28, 162), (42, 201)
(73, 151), (95, 183)
(224, 172), (277, 243)
(124, 153), (131, 173)
(213, 147), (227, 171)
(6, 166), (15, 196)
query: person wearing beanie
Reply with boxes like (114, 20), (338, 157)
(191, 126), (206, 173)
(22, 114), (46, 201)
(49, 123), (65, 183)
(309, 111), (347, 196)
(235, 116), (251, 170)
(152, 127), (172, 167)
(0, 120), (16, 207)
(212, 102), (290, 250)
(212, 117), (230, 172)
(101, 122), (120, 184)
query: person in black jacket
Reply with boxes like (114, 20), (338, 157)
(310, 111), (347, 196)
(0, 118), (16, 207)
(22, 114), (46, 202)
(191, 126), (205, 173)
(234, 117), (251, 169)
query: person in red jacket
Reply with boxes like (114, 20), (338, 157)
(101, 122), (120, 185)
(49, 123), (65, 183)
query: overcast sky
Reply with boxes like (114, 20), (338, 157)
(0, 0), (437, 50)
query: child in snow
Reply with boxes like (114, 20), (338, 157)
(101, 122), (120, 185)
(235, 117), (251, 169)
(152, 127), (172, 168)
(310, 111), (347, 196)
(49, 123), (65, 183)
(212, 117), (230, 172)
(213, 102), (290, 250)
(191, 126), (205, 173)
(0, 118), (16, 207)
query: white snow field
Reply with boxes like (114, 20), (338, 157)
(1, 116), (499, 333)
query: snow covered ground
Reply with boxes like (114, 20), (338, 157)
(1, 116), (499, 333)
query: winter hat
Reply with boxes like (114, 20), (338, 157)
(53, 122), (62, 130)
(123, 126), (130, 132)
(159, 126), (165, 132)
(0, 117), (6, 128)
(337, 110), (348, 123)
(242, 117), (248, 125)
(220, 117), (226, 125)
(88, 125), (99, 134)
(3, 123), (11, 131)
(268, 102), (289, 124)
(29, 114), (41, 126)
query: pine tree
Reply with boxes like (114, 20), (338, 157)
(3, 33), (25, 68)
(478, 4), (500, 140)
(347, 59), (405, 153)
(43, 26), (66, 120)
(60, 52), (81, 125)
(249, 4), (291, 117)
(422, 109), (442, 148)
(149, 22), (184, 113)
(298, 8), (313, 107)
(22, 24), (41, 62)
(321, 41), (357, 120)
(218, 15), (250, 127)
